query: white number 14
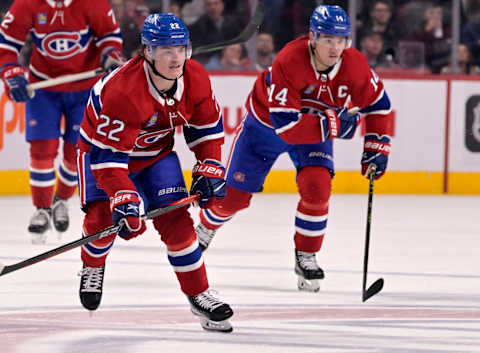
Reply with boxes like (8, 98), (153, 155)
(268, 84), (289, 106)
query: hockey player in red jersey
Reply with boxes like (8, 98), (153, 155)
(76, 13), (233, 332)
(0, 0), (126, 244)
(196, 5), (393, 292)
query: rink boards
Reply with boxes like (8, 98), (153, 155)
(0, 73), (479, 195)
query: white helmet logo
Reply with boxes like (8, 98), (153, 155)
(318, 6), (330, 19)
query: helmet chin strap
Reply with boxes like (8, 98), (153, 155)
(145, 58), (185, 81)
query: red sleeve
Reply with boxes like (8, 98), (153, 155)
(268, 58), (325, 144)
(87, 0), (123, 53)
(89, 89), (142, 197)
(275, 114), (326, 145)
(92, 168), (137, 198)
(0, 0), (32, 71)
(346, 50), (393, 137)
(348, 51), (385, 110)
(365, 112), (394, 137)
(184, 61), (224, 162)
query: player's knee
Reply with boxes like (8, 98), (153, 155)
(83, 201), (115, 244)
(29, 139), (59, 162)
(213, 186), (253, 215)
(153, 207), (196, 247)
(297, 166), (331, 209)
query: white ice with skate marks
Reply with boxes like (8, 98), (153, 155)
(0, 194), (479, 352)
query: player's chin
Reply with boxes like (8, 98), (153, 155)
(327, 57), (339, 65)
(167, 68), (183, 79)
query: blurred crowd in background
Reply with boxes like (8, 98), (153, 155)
(2, 0), (480, 75)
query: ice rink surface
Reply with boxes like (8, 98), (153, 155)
(1, 193), (479, 353)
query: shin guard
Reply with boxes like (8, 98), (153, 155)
(295, 166), (331, 252)
(56, 141), (78, 199)
(199, 186), (252, 230)
(29, 139), (59, 208)
(81, 201), (116, 267)
(153, 207), (208, 296)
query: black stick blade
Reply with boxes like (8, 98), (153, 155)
(192, 2), (265, 55)
(362, 278), (384, 302)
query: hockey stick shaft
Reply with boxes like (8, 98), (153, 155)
(192, 1), (265, 56)
(27, 68), (103, 91)
(362, 166), (384, 302)
(0, 194), (199, 277)
(362, 168), (375, 291)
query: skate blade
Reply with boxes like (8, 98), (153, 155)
(199, 317), (233, 333)
(297, 277), (320, 292)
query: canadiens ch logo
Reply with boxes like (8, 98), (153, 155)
(41, 32), (82, 59)
(135, 129), (171, 148)
(233, 171), (245, 182)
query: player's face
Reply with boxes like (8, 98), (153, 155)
(150, 45), (187, 79)
(310, 33), (348, 70)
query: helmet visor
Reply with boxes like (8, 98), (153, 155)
(312, 34), (348, 49)
(147, 42), (192, 60)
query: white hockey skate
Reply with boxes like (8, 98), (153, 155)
(28, 208), (52, 244)
(188, 290), (233, 332)
(52, 196), (69, 235)
(196, 223), (217, 251)
(295, 249), (325, 292)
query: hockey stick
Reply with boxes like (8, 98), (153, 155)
(192, 1), (265, 56)
(26, 68), (103, 93)
(0, 194), (199, 277)
(362, 166), (384, 302)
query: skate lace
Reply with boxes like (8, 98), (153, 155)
(78, 267), (104, 292)
(298, 251), (319, 271)
(30, 209), (51, 226)
(194, 290), (224, 311)
(197, 224), (216, 245)
(52, 199), (68, 221)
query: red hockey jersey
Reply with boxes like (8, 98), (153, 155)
(0, 0), (122, 91)
(246, 36), (392, 145)
(78, 57), (224, 197)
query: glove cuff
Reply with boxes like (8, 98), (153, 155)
(110, 190), (140, 210)
(324, 109), (340, 138)
(192, 160), (225, 178)
(364, 134), (391, 156)
(2, 65), (28, 80)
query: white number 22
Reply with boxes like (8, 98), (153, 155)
(96, 115), (125, 142)
(1, 12), (14, 29)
